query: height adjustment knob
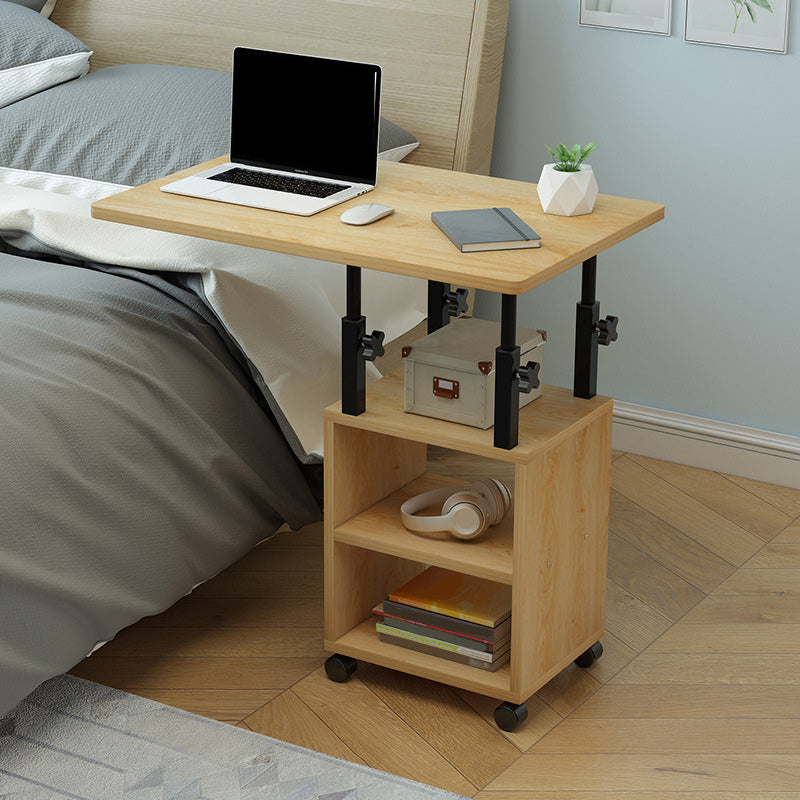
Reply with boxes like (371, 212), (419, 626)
(360, 330), (385, 361)
(445, 287), (469, 317)
(595, 315), (619, 346)
(515, 361), (541, 394)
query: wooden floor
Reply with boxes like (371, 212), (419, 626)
(71, 449), (800, 798)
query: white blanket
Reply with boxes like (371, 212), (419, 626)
(0, 171), (425, 459)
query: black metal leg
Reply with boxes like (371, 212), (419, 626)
(427, 280), (451, 334)
(342, 265), (366, 415)
(494, 294), (520, 449)
(574, 257), (599, 399)
(427, 280), (470, 334)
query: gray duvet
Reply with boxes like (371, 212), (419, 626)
(0, 249), (322, 716)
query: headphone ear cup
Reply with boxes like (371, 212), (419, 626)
(441, 492), (488, 539)
(469, 478), (512, 525)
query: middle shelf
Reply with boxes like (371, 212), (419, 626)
(333, 472), (514, 585)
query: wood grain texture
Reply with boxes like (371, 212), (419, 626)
(510, 409), (611, 700)
(745, 519), (800, 567)
(612, 457), (762, 567)
(334, 472), (515, 584)
(356, 662), (521, 788)
(712, 568), (800, 596)
(532, 717), (800, 754)
(244, 690), (366, 764)
(50, 0), (510, 173)
(485, 753), (800, 792)
(124, 689), (281, 723)
(67, 448), (800, 795)
(454, 0), (510, 174)
(648, 623), (800, 653)
(609, 653), (800, 685)
(454, 688), (563, 752)
(292, 667), (477, 795)
(327, 617), (512, 699)
(726, 473), (800, 517)
(606, 532), (705, 621)
(628, 454), (794, 542)
(572, 684), (800, 719)
(609, 489), (736, 594)
(681, 594), (800, 623)
(91, 160), (664, 296)
(70, 656), (323, 689)
(327, 372), (613, 465)
(603, 579), (671, 653)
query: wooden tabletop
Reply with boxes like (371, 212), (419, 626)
(91, 158), (664, 295)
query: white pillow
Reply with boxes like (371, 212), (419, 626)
(0, 1), (90, 109)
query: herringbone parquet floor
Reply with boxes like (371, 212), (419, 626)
(72, 449), (800, 798)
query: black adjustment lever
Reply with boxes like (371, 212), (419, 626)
(360, 330), (385, 361)
(595, 315), (619, 346)
(515, 361), (541, 394)
(445, 287), (469, 317)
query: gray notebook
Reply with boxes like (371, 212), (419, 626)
(431, 207), (541, 253)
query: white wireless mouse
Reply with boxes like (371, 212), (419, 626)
(340, 203), (395, 226)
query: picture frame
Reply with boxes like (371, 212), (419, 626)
(579, 0), (673, 35)
(685, 0), (790, 53)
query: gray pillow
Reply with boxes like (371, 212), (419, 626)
(0, 63), (419, 187)
(0, 1), (90, 109)
(5, 0), (56, 16)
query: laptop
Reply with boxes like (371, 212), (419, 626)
(161, 48), (382, 216)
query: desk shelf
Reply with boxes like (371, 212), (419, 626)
(333, 472), (514, 585)
(324, 370), (612, 706)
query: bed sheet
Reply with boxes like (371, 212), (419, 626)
(0, 246), (322, 717)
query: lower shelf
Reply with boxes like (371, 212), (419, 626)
(326, 618), (512, 700)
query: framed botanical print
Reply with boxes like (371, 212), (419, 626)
(685, 0), (790, 52)
(579, 0), (673, 35)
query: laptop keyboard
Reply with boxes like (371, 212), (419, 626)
(210, 167), (350, 198)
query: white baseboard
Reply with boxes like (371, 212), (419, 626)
(612, 401), (800, 490)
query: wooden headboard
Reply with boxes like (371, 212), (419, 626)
(51, 0), (510, 175)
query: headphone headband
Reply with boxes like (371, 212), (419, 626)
(399, 479), (512, 540)
(399, 486), (469, 534)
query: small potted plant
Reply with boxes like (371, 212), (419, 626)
(537, 142), (598, 217)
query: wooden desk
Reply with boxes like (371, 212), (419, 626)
(91, 160), (663, 731)
(93, 157), (662, 295)
(92, 157), (664, 448)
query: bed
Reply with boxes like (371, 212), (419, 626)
(0, 0), (510, 716)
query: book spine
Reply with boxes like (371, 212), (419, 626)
(375, 622), (494, 662)
(381, 616), (494, 652)
(378, 634), (509, 672)
(374, 609), (493, 645)
(381, 599), (499, 639)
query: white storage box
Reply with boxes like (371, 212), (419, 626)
(403, 317), (545, 429)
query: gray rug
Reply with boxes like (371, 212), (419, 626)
(0, 675), (467, 800)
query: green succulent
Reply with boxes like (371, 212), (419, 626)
(547, 142), (597, 173)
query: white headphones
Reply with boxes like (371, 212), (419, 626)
(400, 478), (512, 541)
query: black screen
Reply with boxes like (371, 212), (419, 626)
(231, 48), (381, 185)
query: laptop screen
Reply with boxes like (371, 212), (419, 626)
(231, 48), (381, 185)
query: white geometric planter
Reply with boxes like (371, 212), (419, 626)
(537, 163), (598, 217)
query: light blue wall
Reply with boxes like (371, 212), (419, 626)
(477, 1), (800, 436)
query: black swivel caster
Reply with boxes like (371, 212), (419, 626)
(574, 641), (603, 668)
(324, 654), (358, 683)
(494, 701), (528, 732)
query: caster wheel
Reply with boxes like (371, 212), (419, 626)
(494, 701), (528, 732)
(574, 641), (603, 668)
(324, 654), (358, 683)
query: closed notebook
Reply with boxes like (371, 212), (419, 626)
(431, 207), (541, 253)
(389, 566), (511, 627)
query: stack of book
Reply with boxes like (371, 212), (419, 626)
(373, 566), (511, 672)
